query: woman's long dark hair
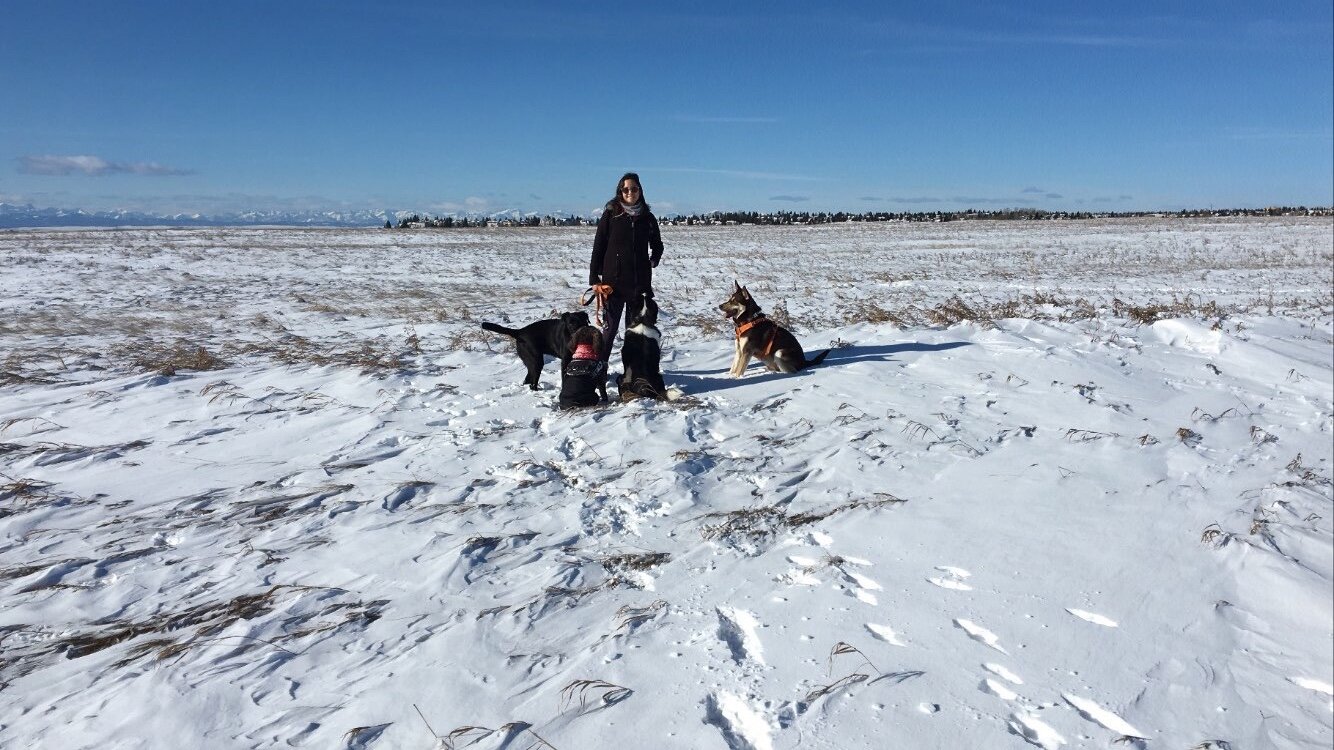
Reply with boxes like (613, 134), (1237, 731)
(605, 172), (651, 214)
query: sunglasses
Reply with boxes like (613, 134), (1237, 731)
(620, 186), (641, 194)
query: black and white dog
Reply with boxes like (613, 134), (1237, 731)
(482, 311), (590, 391)
(617, 293), (668, 401)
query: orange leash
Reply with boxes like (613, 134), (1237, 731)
(580, 284), (614, 327)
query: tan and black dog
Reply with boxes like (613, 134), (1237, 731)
(718, 281), (829, 377)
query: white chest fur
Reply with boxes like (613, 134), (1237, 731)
(627, 324), (660, 340)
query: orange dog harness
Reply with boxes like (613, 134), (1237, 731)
(735, 316), (778, 358)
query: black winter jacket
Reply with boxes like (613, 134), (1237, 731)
(589, 205), (664, 295)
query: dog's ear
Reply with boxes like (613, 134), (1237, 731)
(733, 280), (742, 292)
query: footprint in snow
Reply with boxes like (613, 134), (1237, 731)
(1065, 608), (1118, 627)
(1289, 676), (1333, 696)
(1289, 677), (1334, 712)
(954, 619), (1009, 654)
(980, 678), (1019, 701)
(806, 530), (833, 548)
(984, 662), (1025, 685)
(1007, 710), (1066, 749)
(928, 565), (973, 591)
(717, 607), (765, 666)
(703, 691), (775, 750)
(1063, 694), (1145, 741)
(838, 557), (881, 605)
(864, 622), (907, 646)
(777, 555), (823, 587)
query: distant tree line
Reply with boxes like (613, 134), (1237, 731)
(395, 214), (587, 228)
(390, 205), (1330, 229)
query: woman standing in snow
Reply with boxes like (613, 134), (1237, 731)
(588, 172), (664, 364)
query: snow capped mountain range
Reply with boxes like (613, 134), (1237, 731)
(0, 203), (552, 228)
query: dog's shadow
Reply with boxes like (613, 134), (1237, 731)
(667, 341), (970, 395)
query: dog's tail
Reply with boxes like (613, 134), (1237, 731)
(481, 321), (520, 338)
(804, 349), (831, 368)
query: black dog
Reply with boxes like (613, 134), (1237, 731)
(559, 326), (608, 408)
(617, 293), (668, 401)
(482, 311), (591, 390)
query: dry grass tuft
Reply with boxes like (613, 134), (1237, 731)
(1286, 453), (1333, 486)
(700, 494), (908, 551)
(803, 672), (870, 703)
(1200, 523), (1234, 548)
(117, 340), (226, 375)
(599, 551), (670, 575)
(673, 312), (728, 336)
(614, 600), (668, 632)
(238, 334), (406, 372)
(0, 583), (388, 685)
(927, 295), (988, 327)
(1113, 295), (1230, 326)
(560, 679), (633, 711)
(1065, 428), (1117, 443)
(827, 641), (882, 677)
(436, 722), (556, 750)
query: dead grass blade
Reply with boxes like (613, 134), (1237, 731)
(560, 679), (633, 711)
(803, 672), (870, 703)
(828, 641), (882, 677)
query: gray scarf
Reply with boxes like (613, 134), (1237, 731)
(620, 200), (643, 217)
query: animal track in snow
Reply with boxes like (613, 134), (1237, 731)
(837, 557), (880, 603)
(1065, 608), (1118, 627)
(704, 691), (774, 750)
(954, 619), (1009, 654)
(717, 607), (765, 666)
(1290, 676), (1333, 695)
(1062, 694), (1144, 739)
(928, 565), (973, 590)
(775, 552), (880, 605)
(1007, 710), (1066, 749)
(842, 569), (882, 591)
(865, 622), (907, 646)
(980, 678), (1019, 701)
(806, 531), (833, 547)
(984, 662), (1024, 685)
(1290, 676), (1334, 712)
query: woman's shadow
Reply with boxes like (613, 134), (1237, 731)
(666, 341), (970, 395)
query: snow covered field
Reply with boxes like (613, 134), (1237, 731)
(1, 218), (1331, 749)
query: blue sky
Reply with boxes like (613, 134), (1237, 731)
(3, 1), (1331, 216)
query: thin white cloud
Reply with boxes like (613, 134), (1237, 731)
(656, 167), (824, 182)
(426, 196), (492, 213)
(769, 195), (810, 202)
(18, 155), (193, 176)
